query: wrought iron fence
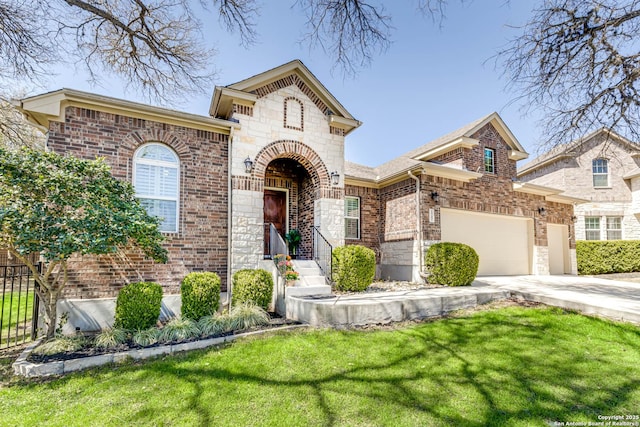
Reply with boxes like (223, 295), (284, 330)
(0, 253), (40, 349)
(312, 226), (333, 285)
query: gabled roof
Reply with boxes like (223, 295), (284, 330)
(518, 128), (640, 177)
(345, 112), (527, 185)
(209, 59), (361, 134)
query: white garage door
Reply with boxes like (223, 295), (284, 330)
(440, 208), (533, 275)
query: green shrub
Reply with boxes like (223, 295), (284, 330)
(577, 240), (640, 275)
(425, 242), (479, 286)
(114, 282), (163, 330)
(158, 317), (200, 343)
(332, 245), (376, 292)
(229, 303), (270, 331)
(132, 327), (161, 347)
(232, 269), (273, 310)
(181, 272), (221, 321)
(198, 314), (233, 337)
(94, 328), (128, 349)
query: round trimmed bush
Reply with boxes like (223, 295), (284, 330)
(332, 245), (376, 292)
(181, 272), (221, 321)
(114, 282), (163, 330)
(424, 242), (479, 286)
(232, 269), (273, 310)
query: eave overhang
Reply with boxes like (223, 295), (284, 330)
(413, 137), (479, 162)
(513, 182), (587, 204)
(17, 89), (238, 134)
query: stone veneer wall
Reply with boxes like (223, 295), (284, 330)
(230, 79), (346, 272)
(520, 132), (640, 240)
(46, 107), (229, 297)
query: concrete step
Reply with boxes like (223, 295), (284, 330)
(285, 284), (331, 298)
(301, 275), (327, 287)
(292, 260), (319, 270)
(297, 267), (322, 276)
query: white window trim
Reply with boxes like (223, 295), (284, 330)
(484, 148), (495, 174)
(584, 216), (601, 241)
(133, 143), (180, 233)
(592, 158), (610, 188)
(345, 196), (361, 240)
(605, 216), (623, 240)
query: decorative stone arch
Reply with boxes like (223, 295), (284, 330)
(252, 140), (330, 189)
(119, 129), (191, 161)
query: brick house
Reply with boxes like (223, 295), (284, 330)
(345, 113), (582, 280)
(518, 129), (640, 241)
(16, 60), (580, 325)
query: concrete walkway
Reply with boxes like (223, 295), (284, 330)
(286, 275), (640, 327)
(477, 275), (640, 325)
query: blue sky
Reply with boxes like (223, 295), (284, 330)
(45, 1), (542, 167)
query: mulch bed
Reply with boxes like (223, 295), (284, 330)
(28, 314), (297, 364)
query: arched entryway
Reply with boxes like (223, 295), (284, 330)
(263, 158), (314, 259)
(253, 140), (332, 260)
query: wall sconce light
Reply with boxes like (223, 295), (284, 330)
(243, 156), (253, 174)
(430, 191), (439, 203)
(571, 215), (578, 222)
(330, 171), (340, 186)
(537, 207), (546, 215)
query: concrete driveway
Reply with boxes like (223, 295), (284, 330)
(476, 275), (640, 325)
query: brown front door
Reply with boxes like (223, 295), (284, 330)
(264, 189), (287, 256)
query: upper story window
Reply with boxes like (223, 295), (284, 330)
(592, 158), (609, 187)
(484, 148), (495, 174)
(133, 143), (180, 233)
(345, 196), (360, 239)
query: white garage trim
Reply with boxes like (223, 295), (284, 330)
(440, 208), (534, 275)
(547, 223), (571, 274)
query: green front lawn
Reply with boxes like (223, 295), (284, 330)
(1, 291), (35, 346)
(1, 305), (639, 426)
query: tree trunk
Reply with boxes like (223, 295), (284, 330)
(41, 288), (59, 339)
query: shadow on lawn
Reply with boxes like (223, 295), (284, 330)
(120, 307), (640, 427)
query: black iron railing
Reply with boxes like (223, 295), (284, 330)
(1, 261), (40, 348)
(312, 226), (333, 284)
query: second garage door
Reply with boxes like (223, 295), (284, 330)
(440, 208), (533, 275)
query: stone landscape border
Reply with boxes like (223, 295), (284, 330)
(13, 325), (307, 378)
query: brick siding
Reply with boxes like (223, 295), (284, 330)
(46, 107), (229, 298)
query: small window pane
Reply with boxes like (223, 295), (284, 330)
(137, 144), (178, 163)
(585, 217), (600, 240)
(592, 159), (609, 187)
(345, 196), (360, 239)
(140, 199), (177, 232)
(606, 217), (622, 240)
(484, 148), (495, 174)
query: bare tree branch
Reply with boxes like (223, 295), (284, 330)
(212, 0), (259, 47)
(501, 0), (640, 150)
(296, 0), (393, 76)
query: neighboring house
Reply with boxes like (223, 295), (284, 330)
(15, 60), (580, 314)
(518, 129), (640, 242)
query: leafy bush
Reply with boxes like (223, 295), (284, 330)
(181, 272), (221, 321)
(33, 336), (87, 355)
(577, 240), (640, 275)
(94, 328), (128, 349)
(229, 303), (270, 331)
(114, 282), (163, 330)
(132, 328), (161, 347)
(232, 269), (273, 310)
(424, 242), (479, 286)
(158, 317), (201, 343)
(198, 314), (233, 337)
(332, 245), (376, 292)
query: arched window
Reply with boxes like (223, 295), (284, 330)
(133, 143), (180, 232)
(284, 97), (303, 131)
